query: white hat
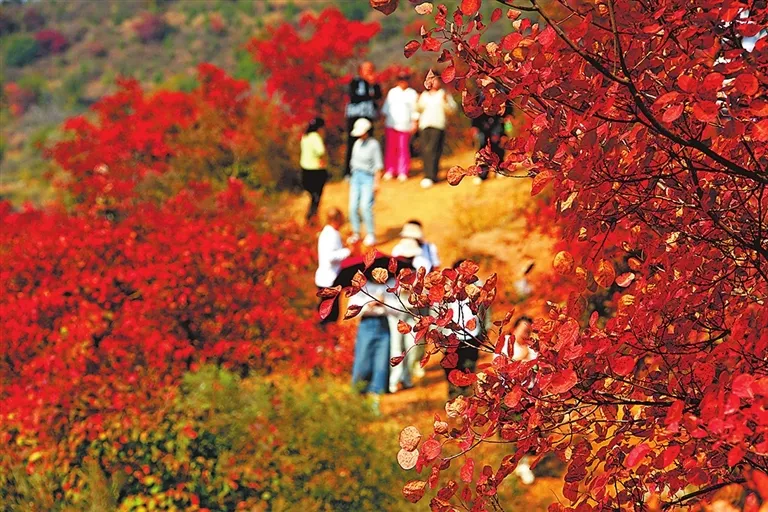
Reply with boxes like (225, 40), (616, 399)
(399, 222), (424, 240)
(350, 118), (373, 137)
(392, 238), (422, 258)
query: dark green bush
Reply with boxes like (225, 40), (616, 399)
(4, 34), (40, 67)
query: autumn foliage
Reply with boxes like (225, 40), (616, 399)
(0, 62), (355, 507)
(375, 0), (768, 510)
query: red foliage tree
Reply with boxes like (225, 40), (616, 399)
(373, 0), (768, 509)
(247, 7), (381, 133)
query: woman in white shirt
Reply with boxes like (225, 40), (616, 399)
(417, 75), (457, 188)
(315, 208), (351, 324)
(381, 71), (419, 182)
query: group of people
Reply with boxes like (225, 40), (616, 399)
(300, 61), (490, 242)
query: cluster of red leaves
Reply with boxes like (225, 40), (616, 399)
(48, 63), (293, 211)
(0, 181), (354, 473)
(380, 0), (768, 510)
(247, 7), (381, 133)
(34, 28), (68, 54)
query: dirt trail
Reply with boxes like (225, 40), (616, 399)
(289, 149), (563, 508)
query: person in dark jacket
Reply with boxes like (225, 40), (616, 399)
(344, 61), (382, 178)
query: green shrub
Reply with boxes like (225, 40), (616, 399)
(4, 34), (40, 67)
(3, 368), (409, 511)
(233, 47), (261, 83)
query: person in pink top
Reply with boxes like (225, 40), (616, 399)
(382, 71), (419, 182)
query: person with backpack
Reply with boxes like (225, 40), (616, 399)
(344, 61), (382, 178)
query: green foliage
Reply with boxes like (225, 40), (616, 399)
(57, 63), (90, 107)
(3, 368), (408, 511)
(17, 72), (48, 99)
(233, 47), (261, 83)
(4, 34), (40, 67)
(336, 0), (370, 21)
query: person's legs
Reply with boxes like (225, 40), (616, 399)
(384, 127), (397, 176)
(368, 317), (391, 395)
(305, 170), (327, 222)
(352, 318), (376, 390)
(345, 117), (357, 177)
(348, 172), (362, 236)
(358, 172), (375, 240)
(421, 128), (439, 182)
(396, 129), (411, 178)
(434, 129), (446, 179)
(388, 315), (412, 392)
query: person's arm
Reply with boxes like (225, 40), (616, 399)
(444, 92), (457, 113)
(381, 90), (391, 118)
(319, 230), (351, 265)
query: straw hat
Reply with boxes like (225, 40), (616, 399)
(399, 222), (424, 240)
(350, 118), (372, 137)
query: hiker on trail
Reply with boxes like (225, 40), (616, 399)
(300, 117), (328, 223)
(443, 259), (491, 401)
(382, 71), (419, 182)
(416, 73), (457, 188)
(315, 208), (351, 325)
(471, 111), (504, 184)
(350, 281), (392, 415)
(345, 61), (382, 178)
(347, 118), (383, 247)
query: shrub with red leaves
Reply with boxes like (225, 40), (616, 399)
(132, 12), (168, 43)
(34, 29), (69, 54)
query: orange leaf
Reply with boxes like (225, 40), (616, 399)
(403, 480), (427, 503)
(460, 0), (481, 15)
(594, 259), (616, 288)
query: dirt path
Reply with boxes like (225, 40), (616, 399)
(289, 149), (563, 508)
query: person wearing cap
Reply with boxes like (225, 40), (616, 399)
(348, 118), (383, 247)
(417, 74), (457, 188)
(344, 61), (382, 178)
(300, 117), (328, 223)
(393, 220), (440, 272)
(382, 71), (419, 182)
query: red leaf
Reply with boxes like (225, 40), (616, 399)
(734, 73), (759, 96)
(351, 270), (367, 289)
(701, 72), (725, 94)
(625, 443), (650, 468)
(319, 298), (336, 320)
(612, 355), (636, 376)
(615, 272), (635, 287)
(447, 165), (467, 185)
(441, 65), (456, 84)
(390, 354), (405, 367)
(404, 40), (421, 58)
(490, 8), (502, 22)
(531, 169), (554, 196)
(397, 320), (411, 334)
(728, 445), (746, 467)
(661, 444), (681, 467)
(422, 37), (442, 52)
(364, 249), (376, 270)
(371, 0), (399, 15)
(403, 480), (427, 503)
(441, 352), (459, 369)
(677, 74), (697, 93)
(460, 458), (475, 482)
(448, 369), (477, 387)
(553, 250), (574, 274)
(555, 318), (579, 351)
(422, 438), (442, 461)
(594, 259), (616, 288)
(317, 285), (341, 298)
(733, 373), (755, 399)
(538, 25), (556, 48)
(460, 0), (481, 15)
(548, 369), (578, 394)
(388, 257), (398, 274)
(344, 304), (363, 320)
(692, 101), (719, 123)
(662, 103), (684, 123)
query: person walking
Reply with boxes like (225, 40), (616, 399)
(300, 118), (328, 223)
(417, 74), (457, 188)
(382, 71), (419, 182)
(471, 112), (504, 184)
(350, 281), (392, 415)
(348, 118), (383, 247)
(345, 61), (382, 178)
(315, 208), (351, 325)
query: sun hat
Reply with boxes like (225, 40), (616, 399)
(392, 238), (422, 258)
(399, 222), (424, 240)
(350, 118), (372, 137)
